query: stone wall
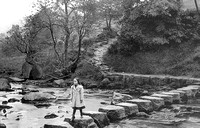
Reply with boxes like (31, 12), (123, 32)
(104, 72), (200, 91)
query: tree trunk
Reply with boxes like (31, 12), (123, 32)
(64, 0), (70, 67)
(194, 0), (200, 16)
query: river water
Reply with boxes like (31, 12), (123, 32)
(1, 83), (200, 128)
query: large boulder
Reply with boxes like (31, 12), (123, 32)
(22, 62), (33, 79)
(0, 78), (11, 91)
(21, 92), (56, 103)
(29, 64), (43, 80)
(22, 62), (43, 80)
(98, 105), (126, 121)
(83, 111), (110, 128)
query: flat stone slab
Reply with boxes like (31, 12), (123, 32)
(126, 99), (153, 112)
(44, 121), (73, 128)
(83, 111), (110, 128)
(115, 102), (138, 116)
(187, 85), (200, 90)
(98, 105), (126, 121)
(169, 90), (186, 97)
(151, 94), (173, 105)
(177, 87), (197, 97)
(140, 96), (164, 110)
(161, 92), (181, 103)
(64, 115), (97, 128)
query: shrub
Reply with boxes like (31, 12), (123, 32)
(72, 60), (103, 81)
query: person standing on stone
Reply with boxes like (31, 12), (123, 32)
(68, 77), (85, 121)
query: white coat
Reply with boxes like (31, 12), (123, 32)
(70, 84), (85, 108)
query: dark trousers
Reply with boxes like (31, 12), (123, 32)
(72, 107), (83, 118)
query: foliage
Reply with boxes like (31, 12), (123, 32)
(97, 0), (123, 30)
(110, 0), (200, 56)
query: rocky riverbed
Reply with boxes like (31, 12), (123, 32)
(1, 82), (200, 128)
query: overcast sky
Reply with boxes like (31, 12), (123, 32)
(0, 0), (36, 33)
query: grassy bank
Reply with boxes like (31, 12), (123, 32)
(104, 40), (200, 78)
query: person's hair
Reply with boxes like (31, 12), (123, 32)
(74, 77), (81, 85)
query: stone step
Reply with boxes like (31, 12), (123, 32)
(140, 96), (164, 110)
(115, 103), (138, 116)
(151, 94), (173, 105)
(98, 105), (126, 121)
(83, 111), (110, 128)
(169, 90), (186, 98)
(64, 115), (95, 128)
(126, 99), (153, 112)
(160, 92), (181, 103)
(177, 87), (198, 98)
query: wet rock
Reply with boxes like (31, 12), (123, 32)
(21, 92), (56, 103)
(44, 113), (58, 119)
(136, 112), (150, 118)
(8, 98), (20, 103)
(0, 123), (6, 128)
(0, 78), (11, 91)
(127, 99), (153, 112)
(140, 96), (164, 110)
(115, 103), (138, 116)
(83, 111), (110, 128)
(98, 105), (126, 121)
(44, 122), (73, 128)
(0, 105), (12, 111)
(2, 101), (8, 104)
(64, 115), (97, 128)
(151, 94), (173, 105)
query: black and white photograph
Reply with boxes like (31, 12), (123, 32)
(0, 0), (200, 128)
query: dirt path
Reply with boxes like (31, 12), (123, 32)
(89, 38), (116, 73)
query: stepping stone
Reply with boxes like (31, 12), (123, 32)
(126, 99), (153, 112)
(98, 105), (126, 121)
(187, 85), (200, 90)
(140, 96), (164, 110)
(115, 103), (138, 116)
(187, 86), (199, 96)
(169, 90), (186, 98)
(83, 111), (110, 128)
(44, 121), (73, 128)
(151, 94), (173, 105)
(64, 115), (97, 128)
(177, 87), (197, 98)
(161, 92), (181, 103)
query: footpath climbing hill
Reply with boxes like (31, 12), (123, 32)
(88, 38), (116, 73)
